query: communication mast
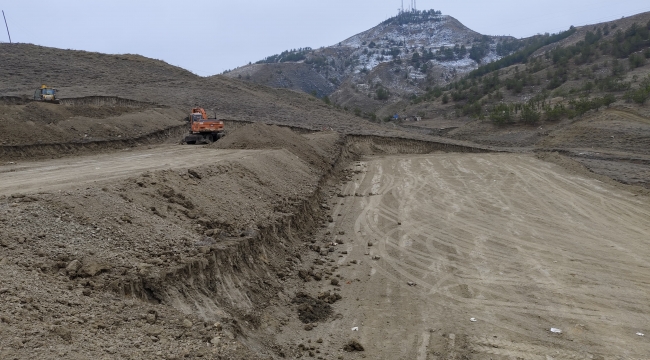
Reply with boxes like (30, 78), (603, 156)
(2, 10), (10, 43)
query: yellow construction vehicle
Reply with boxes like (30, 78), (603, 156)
(33, 85), (59, 103)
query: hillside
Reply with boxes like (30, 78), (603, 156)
(0, 43), (409, 138)
(392, 11), (650, 187)
(222, 10), (510, 114)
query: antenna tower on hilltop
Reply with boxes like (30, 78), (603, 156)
(2, 10), (11, 43)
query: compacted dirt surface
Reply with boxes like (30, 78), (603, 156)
(281, 153), (650, 359)
(0, 146), (263, 196)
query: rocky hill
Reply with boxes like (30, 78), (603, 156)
(222, 10), (511, 113)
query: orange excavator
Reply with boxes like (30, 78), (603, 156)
(184, 107), (225, 144)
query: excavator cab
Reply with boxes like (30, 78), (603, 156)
(34, 85), (59, 103)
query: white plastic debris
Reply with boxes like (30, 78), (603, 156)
(407, 281), (416, 286)
(470, 318), (477, 322)
(550, 328), (562, 334)
(351, 327), (359, 331)
(637, 332), (645, 337)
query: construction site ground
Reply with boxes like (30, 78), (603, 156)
(1, 120), (649, 360)
(287, 153), (650, 359)
(0, 146), (263, 196)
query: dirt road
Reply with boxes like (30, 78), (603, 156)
(0, 145), (262, 196)
(304, 153), (650, 359)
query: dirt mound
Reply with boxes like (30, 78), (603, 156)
(0, 101), (185, 147)
(213, 123), (336, 172)
(343, 340), (365, 352)
(0, 145), (329, 359)
(292, 293), (332, 323)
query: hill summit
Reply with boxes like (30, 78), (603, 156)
(222, 10), (510, 111)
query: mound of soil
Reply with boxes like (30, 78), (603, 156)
(292, 292), (332, 323)
(0, 101), (185, 147)
(343, 340), (365, 352)
(213, 123), (335, 172)
(0, 147), (328, 359)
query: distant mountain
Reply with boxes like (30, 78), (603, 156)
(221, 10), (511, 112)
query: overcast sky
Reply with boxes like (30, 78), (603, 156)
(2, 1), (649, 76)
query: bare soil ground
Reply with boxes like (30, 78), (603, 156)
(400, 104), (650, 188)
(0, 43), (414, 139)
(0, 146), (263, 196)
(1, 121), (649, 360)
(280, 153), (650, 359)
(0, 124), (341, 359)
(0, 101), (185, 147)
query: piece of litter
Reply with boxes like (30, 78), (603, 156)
(407, 281), (416, 286)
(550, 328), (562, 334)
(470, 318), (477, 322)
(636, 332), (645, 337)
(351, 327), (359, 331)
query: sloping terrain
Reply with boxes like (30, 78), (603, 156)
(223, 11), (509, 113)
(0, 100), (185, 147)
(282, 153), (650, 359)
(223, 62), (336, 99)
(2, 41), (505, 165)
(1, 9), (650, 360)
(0, 124), (342, 359)
(390, 12), (650, 186)
(0, 44), (382, 134)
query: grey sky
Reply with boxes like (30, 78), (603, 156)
(2, 1), (649, 76)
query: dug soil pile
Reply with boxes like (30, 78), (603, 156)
(0, 127), (343, 359)
(0, 101), (185, 147)
(0, 99), (187, 161)
(213, 123), (340, 172)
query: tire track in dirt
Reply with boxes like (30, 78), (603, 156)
(333, 153), (650, 359)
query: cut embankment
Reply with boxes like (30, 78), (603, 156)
(0, 98), (186, 161)
(212, 122), (340, 172)
(0, 123), (188, 162)
(0, 124), (344, 359)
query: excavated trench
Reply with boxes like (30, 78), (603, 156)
(3, 121), (649, 359)
(0, 119), (503, 359)
(103, 132), (498, 341)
